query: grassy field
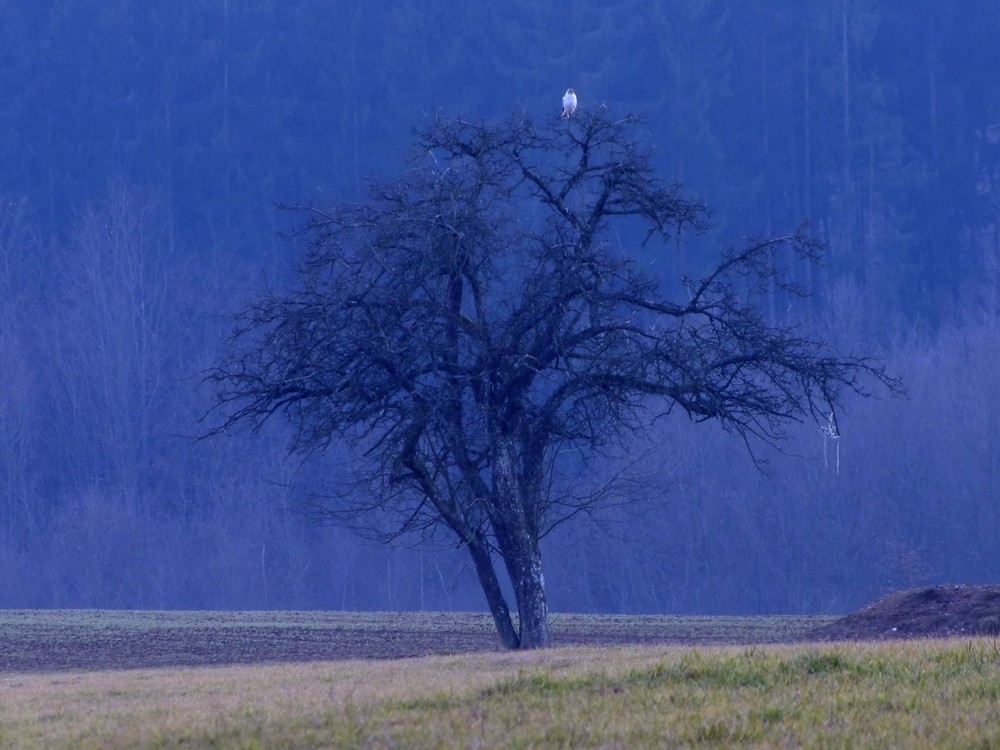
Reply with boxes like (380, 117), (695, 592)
(2, 612), (999, 748)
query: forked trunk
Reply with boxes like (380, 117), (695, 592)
(467, 532), (520, 649)
(467, 526), (550, 649)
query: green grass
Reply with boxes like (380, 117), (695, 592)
(373, 642), (1000, 749)
(2, 639), (1000, 748)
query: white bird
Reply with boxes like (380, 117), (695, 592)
(562, 88), (577, 118)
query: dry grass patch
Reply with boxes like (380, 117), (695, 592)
(0, 647), (663, 748)
(3, 640), (1000, 748)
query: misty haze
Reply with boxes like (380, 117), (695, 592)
(2, 1), (998, 625)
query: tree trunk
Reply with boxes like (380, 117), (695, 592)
(467, 532), (520, 649)
(501, 535), (550, 648)
(492, 437), (551, 649)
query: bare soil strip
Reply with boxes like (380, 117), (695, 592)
(0, 610), (831, 672)
(8, 586), (995, 673)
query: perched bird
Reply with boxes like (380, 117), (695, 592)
(561, 88), (577, 118)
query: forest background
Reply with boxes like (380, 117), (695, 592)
(2, 0), (999, 615)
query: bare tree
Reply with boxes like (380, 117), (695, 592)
(206, 110), (897, 648)
(50, 180), (174, 506)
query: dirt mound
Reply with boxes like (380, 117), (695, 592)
(812, 584), (1000, 641)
